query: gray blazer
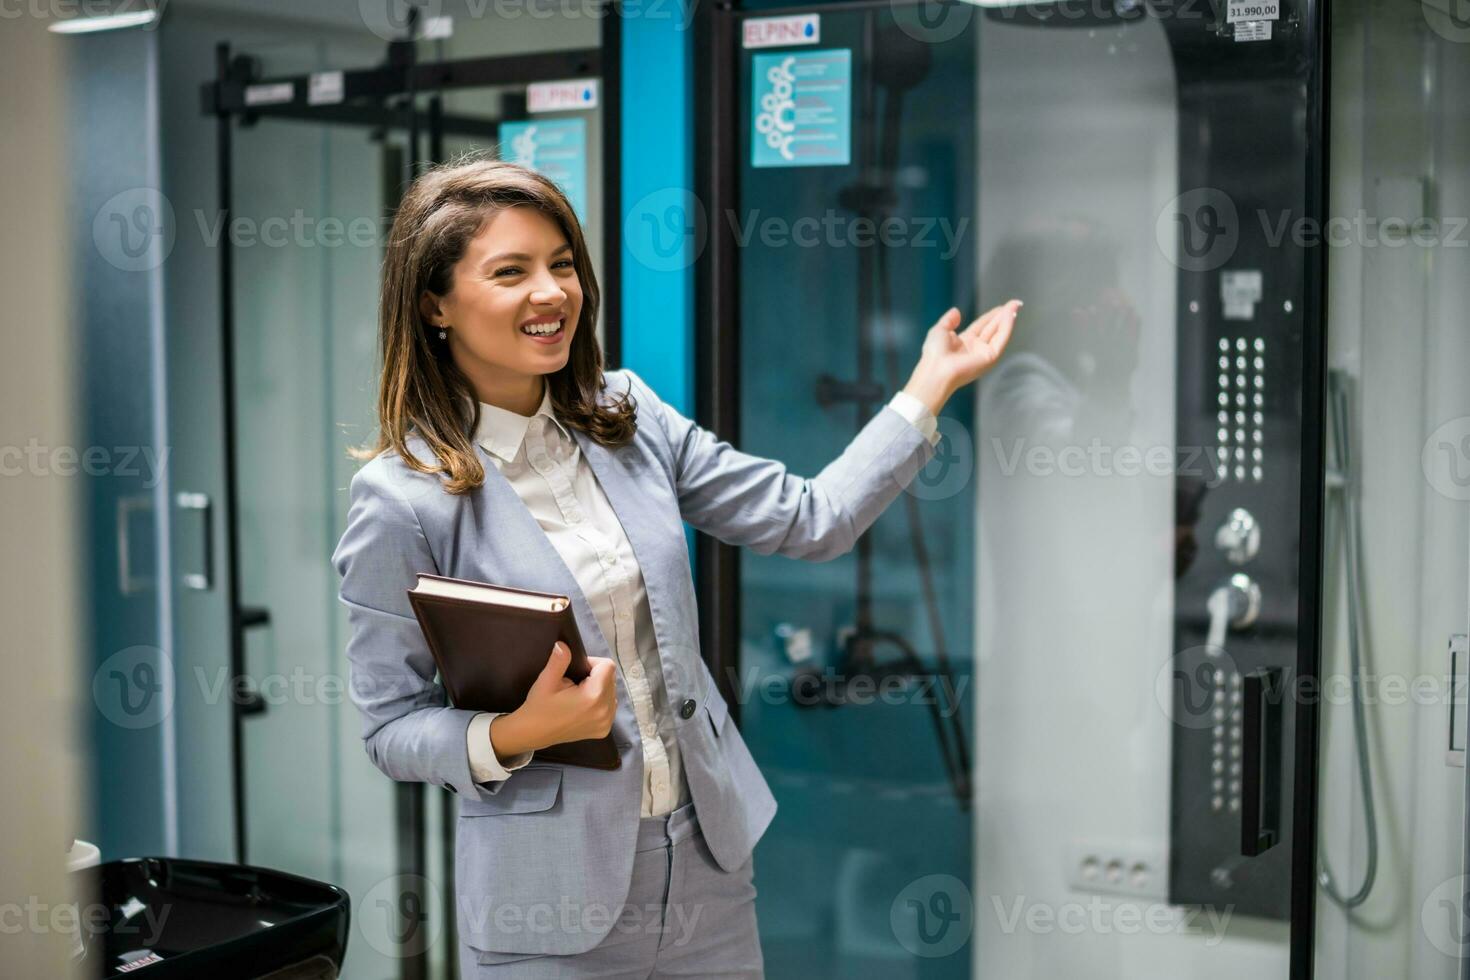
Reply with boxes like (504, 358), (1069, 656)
(331, 368), (937, 956)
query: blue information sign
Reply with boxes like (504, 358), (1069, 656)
(499, 117), (589, 222)
(752, 48), (852, 168)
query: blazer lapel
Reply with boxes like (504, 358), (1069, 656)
(470, 443), (612, 660)
(568, 425), (667, 639)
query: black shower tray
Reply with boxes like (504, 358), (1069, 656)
(73, 857), (350, 979)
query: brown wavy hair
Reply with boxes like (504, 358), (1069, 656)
(348, 153), (637, 493)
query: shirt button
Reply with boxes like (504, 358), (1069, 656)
(616, 610), (630, 622)
(629, 663), (643, 679)
(680, 699), (696, 719)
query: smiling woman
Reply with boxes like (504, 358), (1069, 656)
(334, 152), (1016, 978)
(422, 212), (580, 368)
(351, 155), (638, 494)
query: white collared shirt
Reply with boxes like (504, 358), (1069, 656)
(465, 380), (940, 817)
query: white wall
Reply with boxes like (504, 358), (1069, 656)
(0, 13), (85, 980)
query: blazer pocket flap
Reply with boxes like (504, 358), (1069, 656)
(460, 766), (562, 816)
(705, 681), (730, 734)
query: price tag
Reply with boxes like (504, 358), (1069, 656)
(1234, 20), (1273, 42)
(1227, 0), (1280, 23)
(307, 71), (343, 106)
(243, 82), (293, 107)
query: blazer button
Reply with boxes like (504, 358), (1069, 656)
(679, 698), (696, 719)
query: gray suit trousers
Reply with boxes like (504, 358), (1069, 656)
(462, 801), (762, 978)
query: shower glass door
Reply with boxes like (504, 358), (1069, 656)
(227, 50), (429, 980)
(710, 0), (1326, 976)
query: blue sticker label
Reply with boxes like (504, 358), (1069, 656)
(752, 48), (851, 168)
(499, 117), (588, 222)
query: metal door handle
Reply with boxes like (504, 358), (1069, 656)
(1450, 634), (1467, 768)
(176, 491), (213, 590)
(1241, 667), (1284, 857)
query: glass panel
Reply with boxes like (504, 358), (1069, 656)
(230, 52), (417, 980)
(733, 2), (1320, 975)
(1312, 1), (1470, 976)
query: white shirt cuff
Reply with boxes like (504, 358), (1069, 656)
(888, 390), (941, 448)
(467, 712), (534, 783)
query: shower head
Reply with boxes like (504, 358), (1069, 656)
(872, 23), (933, 93)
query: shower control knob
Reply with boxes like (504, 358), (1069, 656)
(1214, 508), (1260, 565)
(774, 623), (814, 664)
(1225, 573), (1262, 629)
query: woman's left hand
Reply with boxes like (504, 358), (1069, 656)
(903, 299), (1022, 416)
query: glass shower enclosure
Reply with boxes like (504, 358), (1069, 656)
(695, 0), (1328, 975)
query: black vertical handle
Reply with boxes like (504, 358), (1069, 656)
(1241, 667), (1284, 856)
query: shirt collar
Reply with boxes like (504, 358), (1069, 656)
(469, 384), (574, 464)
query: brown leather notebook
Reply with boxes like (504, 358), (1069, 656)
(405, 572), (620, 770)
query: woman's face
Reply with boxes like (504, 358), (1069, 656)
(424, 204), (583, 391)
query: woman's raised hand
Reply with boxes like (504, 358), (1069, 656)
(902, 299), (1023, 416)
(489, 642), (618, 758)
